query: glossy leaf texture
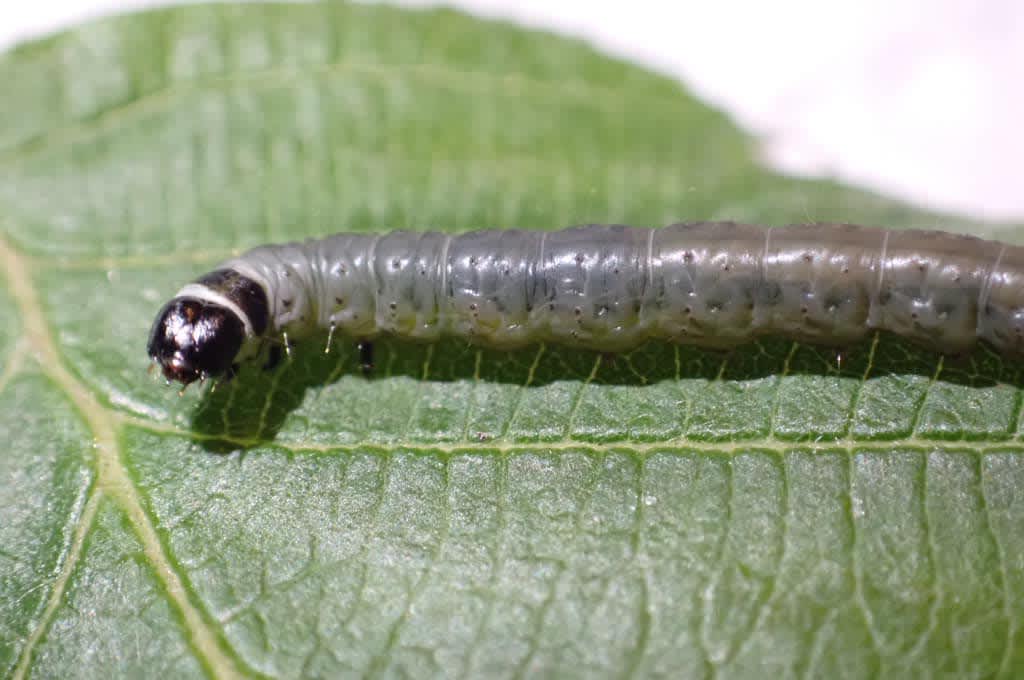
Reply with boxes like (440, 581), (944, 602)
(1, 4), (1023, 678)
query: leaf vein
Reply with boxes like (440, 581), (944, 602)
(1, 234), (247, 679)
(979, 455), (1016, 679)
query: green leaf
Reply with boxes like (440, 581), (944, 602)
(2, 3), (1023, 678)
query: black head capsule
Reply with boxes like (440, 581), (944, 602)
(146, 297), (246, 385)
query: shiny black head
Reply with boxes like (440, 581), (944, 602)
(147, 297), (245, 385)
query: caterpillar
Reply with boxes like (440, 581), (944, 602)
(147, 222), (1024, 385)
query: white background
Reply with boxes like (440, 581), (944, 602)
(3, 0), (1022, 221)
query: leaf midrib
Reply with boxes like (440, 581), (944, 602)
(0, 234), (245, 680)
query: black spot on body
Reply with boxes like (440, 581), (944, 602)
(758, 282), (782, 305)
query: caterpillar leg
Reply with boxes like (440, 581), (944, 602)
(357, 340), (374, 377)
(263, 333), (296, 372)
(264, 345), (284, 371)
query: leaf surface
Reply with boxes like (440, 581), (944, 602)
(1, 4), (1022, 678)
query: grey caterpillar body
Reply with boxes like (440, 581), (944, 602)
(147, 222), (1024, 384)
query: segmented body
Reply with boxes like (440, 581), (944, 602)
(216, 222), (1024, 355)
(148, 222), (1024, 384)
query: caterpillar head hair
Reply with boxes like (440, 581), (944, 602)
(147, 297), (245, 385)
